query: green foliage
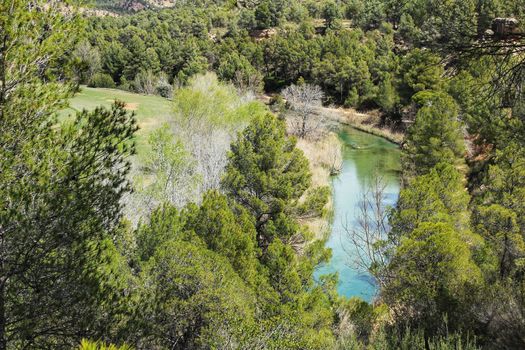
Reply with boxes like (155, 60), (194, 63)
(296, 186), (331, 218)
(131, 186), (335, 348)
(134, 239), (257, 349)
(79, 339), (132, 350)
(390, 162), (473, 247)
(8, 0), (525, 348)
(404, 91), (465, 175)
(89, 72), (117, 88)
(384, 221), (482, 334)
(385, 162), (483, 335)
(339, 297), (376, 341)
(183, 191), (260, 285)
(0, 2), (140, 348)
(222, 113), (311, 247)
(473, 204), (524, 280)
(398, 49), (444, 103)
(216, 51), (263, 91)
(375, 73), (398, 113)
(173, 72), (258, 129)
(480, 143), (525, 231)
(323, 1), (343, 30)
(255, 0), (284, 29)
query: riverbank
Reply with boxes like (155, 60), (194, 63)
(260, 93), (404, 145)
(288, 106), (403, 242)
(294, 132), (341, 241)
(314, 127), (401, 300)
(319, 106), (404, 145)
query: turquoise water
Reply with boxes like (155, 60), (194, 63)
(315, 127), (401, 302)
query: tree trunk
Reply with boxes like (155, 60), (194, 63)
(301, 114), (307, 138)
(0, 281), (6, 350)
(500, 232), (509, 279)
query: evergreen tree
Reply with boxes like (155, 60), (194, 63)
(385, 220), (482, 334)
(183, 190), (260, 286)
(323, 1), (343, 30)
(221, 113), (312, 250)
(385, 163), (482, 335)
(481, 143), (525, 232)
(390, 162), (471, 240)
(398, 49), (444, 103)
(404, 91), (465, 175)
(473, 204), (523, 280)
(123, 35), (148, 80)
(133, 240), (257, 349)
(0, 2), (137, 348)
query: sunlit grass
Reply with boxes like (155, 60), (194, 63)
(63, 86), (173, 154)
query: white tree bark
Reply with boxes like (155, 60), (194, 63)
(282, 84), (324, 138)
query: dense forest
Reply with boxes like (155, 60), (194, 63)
(1, 0), (525, 349)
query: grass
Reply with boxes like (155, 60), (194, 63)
(318, 106), (404, 145)
(295, 133), (342, 241)
(63, 86), (173, 152)
(339, 110), (404, 145)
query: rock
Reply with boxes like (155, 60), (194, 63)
(484, 29), (495, 37)
(491, 17), (520, 36)
(250, 28), (278, 41)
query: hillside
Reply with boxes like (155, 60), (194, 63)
(2, 1), (525, 349)
(93, 0), (177, 11)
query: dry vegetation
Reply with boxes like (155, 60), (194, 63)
(296, 133), (343, 239)
(322, 106), (404, 144)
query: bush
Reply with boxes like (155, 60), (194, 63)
(118, 77), (133, 92)
(344, 87), (359, 107)
(88, 73), (116, 88)
(155, 79), (173, 98)
(133, 70), (157, 95)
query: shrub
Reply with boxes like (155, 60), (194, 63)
(344, 87), (359, 107)
(79, 339), (132, 350)
(88, 73), (116, 88)
(118, 77), (133, 92)
(133, 70), (157, 95)
(155, 76), (173, 98)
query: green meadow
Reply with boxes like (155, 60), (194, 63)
(65, 87), (173, 151)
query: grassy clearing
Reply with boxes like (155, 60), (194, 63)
(64, 86), (173, 152)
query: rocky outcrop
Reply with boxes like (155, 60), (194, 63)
(491, 18), (520, 37)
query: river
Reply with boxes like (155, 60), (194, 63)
(315, 127), (401, 302)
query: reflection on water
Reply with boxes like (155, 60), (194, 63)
(315, 127), (401, 302)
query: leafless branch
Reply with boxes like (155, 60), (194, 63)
(342, 172), (391, 288)
(282, 84), (325, 139)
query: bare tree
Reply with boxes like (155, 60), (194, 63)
(343, 172), (391, 288)
(189, 128), (232, 193)
(121, 124), (200, 226)
(282, 83), (325, 138)
(233, 70), (263, 95)
(133, 70), (160, 95)
(328, 140), (343, 175)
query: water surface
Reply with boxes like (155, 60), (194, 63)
(315, 127), (401, 302)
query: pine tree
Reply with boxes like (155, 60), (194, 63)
(404, 91), (465, 175)
(0, 2), (137, 348)
(221, 113), (311, 250)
